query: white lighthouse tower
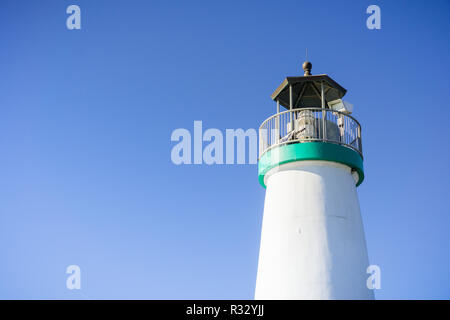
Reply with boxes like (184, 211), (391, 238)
(255, 61), (373, 300)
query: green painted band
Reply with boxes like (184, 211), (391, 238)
(258, 142), (364, 188)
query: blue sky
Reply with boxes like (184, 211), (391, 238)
(1, 0), (449, 299)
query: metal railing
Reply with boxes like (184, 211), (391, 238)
(259, 108), (362, 158)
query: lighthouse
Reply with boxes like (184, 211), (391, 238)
(255, 61), (373, 300)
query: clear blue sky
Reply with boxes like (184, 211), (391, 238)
(1, 0), (449, 299)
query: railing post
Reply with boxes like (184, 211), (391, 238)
(289, 85), (294, 132)
(321, 81), (327, 140)
(276, 100), (280, 143)
(358, 125), (362, 154)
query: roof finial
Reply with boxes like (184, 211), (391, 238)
(303, 48), (312, 76)
(302, 60), (312, 76)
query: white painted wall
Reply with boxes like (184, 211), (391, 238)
(255, 160), (373, 300)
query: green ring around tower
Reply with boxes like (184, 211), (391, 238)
(258, 142), (364, 188)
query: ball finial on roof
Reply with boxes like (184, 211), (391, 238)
(302, 61), (312, 76)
